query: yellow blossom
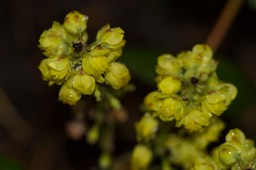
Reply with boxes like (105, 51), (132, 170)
(144, 91), (163, 112)
(63, 11), (88, 35)
(156, 54), (182, 77)
(58, 84), (81, 105)
(158, 76), (181, 95)
(82, 54), (109, 78)
(67, 72), (96, 95)
(104, 62), (131, 89)
(39, 56), (70, 83)
(131, 145), (153, 170)
(203, 91), (227, 116)
(135, 114), (158, 141)
(158, 96), (184, 121)
(39, 21), (72, 56)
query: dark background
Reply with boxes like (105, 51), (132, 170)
(0, 0), (256, 169)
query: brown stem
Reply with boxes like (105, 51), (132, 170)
(206, 0), (244, 52)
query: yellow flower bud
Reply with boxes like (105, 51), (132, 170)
(144, 91), (163, 112)
(98, 25), (124, 46)
(82, 54), (109, 78)
(158, 96), (184, 121)
(87, 125), (99, 144)
(98, 152), (112, 169)
(182, 114), (203, 132)
(135, 114), (158, 141)
(216, 83), (237, 106)
(240, 139), (256, 163)
(189, 109), (212, 126)
(192, 44), (213, 64)
(63, 11), (88, 35)
(218, 143), (238, 166)
(104, 62), (131, 89)
(39, 21), (72, 56)
(225, 128), (245, 151)
(156, 54), (182, 76)
(39, 56), (70, 83)
(131, 145), (152, 170)
(67, 73), (95, 95)
(58, 84), (82, 105)
(203, 91), (227, 116)
(158, 76), (181, 95)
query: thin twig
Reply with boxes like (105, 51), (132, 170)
(206, 0), (244, 52)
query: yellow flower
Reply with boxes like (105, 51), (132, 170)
(58, 84), (82, 105)
(63, 11), (88, 35)
(144, 91), (163, 112)
(203, 91), (227, 116)
(67, 72), (96, 95)
(158, 76), (181, 95)
(225, 128), (245, 151)
(180, 108), (213, 132)
(135, 114), (158, 141)
(156, 54), (182, 77)
(97, 24), (125, 49)
(131, 145), (152, 170)
(218, 143), (238, 166)
(104, 62), (131, 89)
(39, 56), (70, 83)
(82, 54), (109, 78)
(158, 96), (184, 121)
(39, 21), (72, 56)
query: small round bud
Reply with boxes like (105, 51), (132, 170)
(98, 152), (112, 169)
(204, 91), (227, 116)
(39, 21), (72, 56)
(131, 145), (152, 170)
(156, 54), (182, 76)
(63, 11), (88, 35)
(144, 91), (163, 112)
(135, 114), (158, 141)
(67, 73), (95, 95)
(58, 84), (82, 105)
(104, 62), (131, 89)
(97, 25), (124, 46)
(87, 125), (99, 144)
(39, 56), (71, 82)
(189, 109), (211, 126)
(158, 76), (181, 95)
(225, 128), (246, 151)
(159, 96), (184, 121)
(82, 54), (109, 77)
(218, 143), (238, 166)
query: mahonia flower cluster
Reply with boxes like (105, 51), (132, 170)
(192, 128), (256, 170)
(143, 44), (237, 132)
(38, 11), (131, 105)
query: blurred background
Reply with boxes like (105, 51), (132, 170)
(0, 0), (256, 169)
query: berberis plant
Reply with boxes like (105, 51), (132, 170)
(38, 10), (256, 170)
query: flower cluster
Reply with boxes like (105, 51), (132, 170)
(38, 11), (131, 105)
(192, 128), (256, 170)
(143, 44), (237, 132)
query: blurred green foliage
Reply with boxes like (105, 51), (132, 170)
(0, 156), (22, 170)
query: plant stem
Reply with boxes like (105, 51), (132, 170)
(206, 0), (244, 52)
